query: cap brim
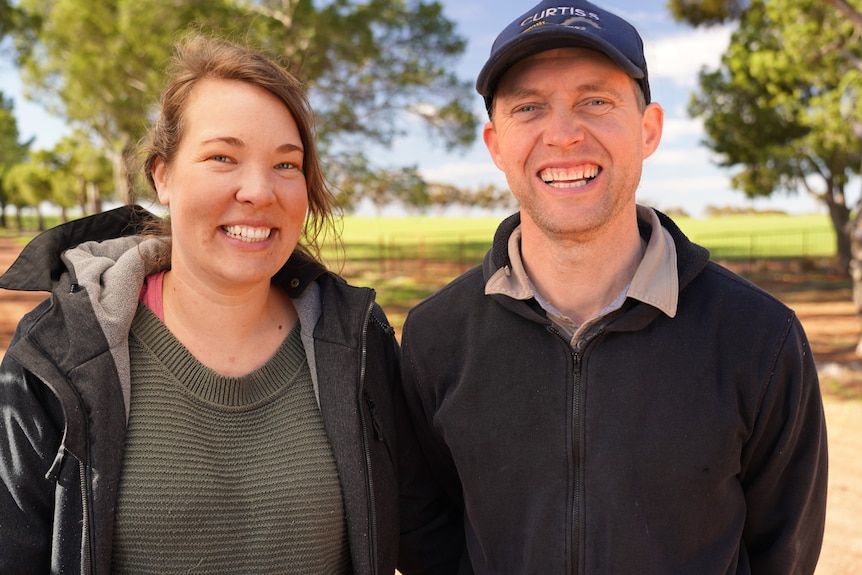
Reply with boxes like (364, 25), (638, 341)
(476, 29), (645, 98)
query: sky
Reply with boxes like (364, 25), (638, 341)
(0, 0), (826, 218)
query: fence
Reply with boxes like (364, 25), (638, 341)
(326, 226), (839, 286)
(327, 232), (494, 281)
(688, 228), (837, 261)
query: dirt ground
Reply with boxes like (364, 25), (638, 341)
(0, 238), (860, 572)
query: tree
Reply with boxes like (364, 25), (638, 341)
(0, 0), (22, 38)
(0, 92), (32, 228)
(11, 0), (476, 206)
(469, 183), (517, 212)
(675, 0), (862, 268)
(668, 0), (862, 27)
(4, 152), (53, 231)
(427, 182), (462, 214)
(51, 134), (115, 215)
(667, 0), (748, 25)
(673, 0), (862, 353)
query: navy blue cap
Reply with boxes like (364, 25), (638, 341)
(477, 1), (651, 112)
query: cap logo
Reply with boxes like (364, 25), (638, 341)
(519, 7), (600, 28)
(523, 16), (601, 35)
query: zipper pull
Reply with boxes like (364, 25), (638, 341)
(364, 393), (385, 441)
(45, 446), (67, 482)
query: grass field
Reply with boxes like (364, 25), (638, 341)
(332, 212), (837, 261)
(337, 212), (834, 241)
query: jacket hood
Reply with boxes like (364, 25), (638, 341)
(0, 205), (161, 293)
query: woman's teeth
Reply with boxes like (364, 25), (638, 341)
(223, 225), (272, 242)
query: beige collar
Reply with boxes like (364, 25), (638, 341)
(486, 205), (679, 322)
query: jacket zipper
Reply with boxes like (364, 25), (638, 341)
(358, 297), (379, 574)
(548, 324), (584, 573)
(571, 346), (583, 574)
(569, 327), (601, 573)
(79, 459), (94, 574)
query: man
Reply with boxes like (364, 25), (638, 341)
(398, 1), (828, 573)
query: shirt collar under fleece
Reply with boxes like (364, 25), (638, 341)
(485, 205), (679, 331)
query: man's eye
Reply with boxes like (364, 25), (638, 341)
(517, 105), (537, 113)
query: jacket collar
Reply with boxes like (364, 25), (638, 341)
(483, 207), (710, 297)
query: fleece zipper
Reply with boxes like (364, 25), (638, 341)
(79, 459), (95, 574)
(571, 345), (584, 574)
(358, 296), (379, 574)
(568, 326), (603, 574)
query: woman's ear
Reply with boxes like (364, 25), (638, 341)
(151, 157), (171, 206)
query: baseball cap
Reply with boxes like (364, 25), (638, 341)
(476, 0), (651, 112)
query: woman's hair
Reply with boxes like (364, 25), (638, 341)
(139, 35), (338, 261)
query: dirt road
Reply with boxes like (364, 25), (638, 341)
(0, 236), (859, 573)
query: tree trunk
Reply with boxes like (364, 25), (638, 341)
(111, 149), (130, 205)
(826, 190), (851, 271)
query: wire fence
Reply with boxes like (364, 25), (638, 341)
(689, 228), (837, 261)
(329, 226), (839, 281)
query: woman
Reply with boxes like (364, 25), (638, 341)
(0, 36), (411, 574)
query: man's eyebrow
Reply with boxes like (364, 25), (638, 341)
(497, 87), (544, 101)
(499, 82), (624, 101)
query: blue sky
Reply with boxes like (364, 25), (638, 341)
(0, 0), (825, 217)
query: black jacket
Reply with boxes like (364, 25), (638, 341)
(0, 206), (411, 575)
(400, 211), (828, 574)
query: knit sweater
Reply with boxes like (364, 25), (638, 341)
(111, 305), (350, 574)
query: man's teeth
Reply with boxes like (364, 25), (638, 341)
(223, 225), (272, 242)
(540, 166), (599, 187)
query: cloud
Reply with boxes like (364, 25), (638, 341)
(646, 25), (734, 87)
(657, 117), (703, 144)
(420, 160), (506, 187)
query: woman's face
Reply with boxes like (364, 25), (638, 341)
(152, 78), (309, 294)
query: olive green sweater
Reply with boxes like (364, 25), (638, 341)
(111, 306), (350, 574)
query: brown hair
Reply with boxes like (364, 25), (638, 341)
(140, 35), (338, 261)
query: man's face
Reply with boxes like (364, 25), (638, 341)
(483, 47), (663, 242)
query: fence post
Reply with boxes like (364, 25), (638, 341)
(379, 235), (386, 276)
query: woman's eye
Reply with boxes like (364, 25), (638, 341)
(276, 162), (299, 170)
(211, 155), (231, 163)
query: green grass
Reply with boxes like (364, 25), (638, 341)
(325, 213), (837, 263)
(674, 213), (831, 236)
(674, 214), (836, 259)
(335, 213), (834, 245)
(3, 211), (837, 260)
(339, 215), (502, 241)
